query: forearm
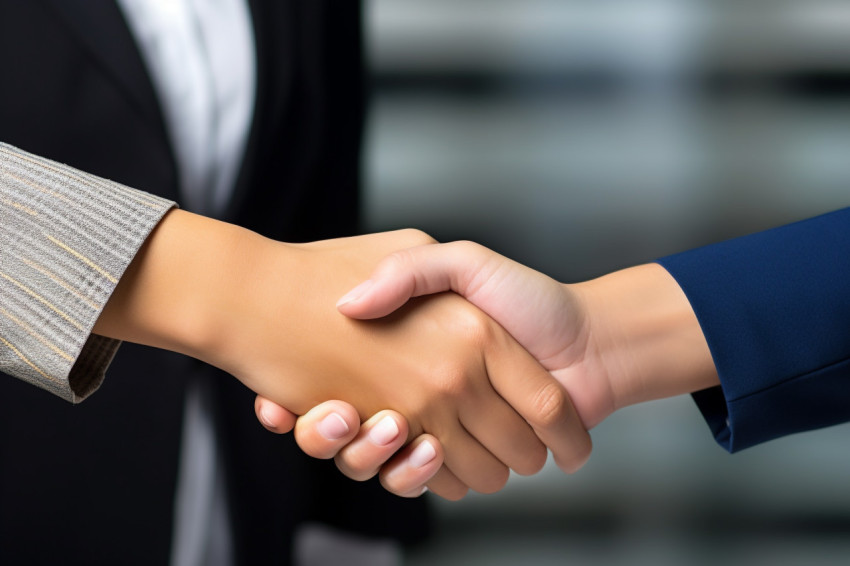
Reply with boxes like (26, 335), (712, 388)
(574, 263), (719, 412)
(93, 209), (268, 365)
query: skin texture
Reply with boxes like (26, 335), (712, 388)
(276, 240), (719, 498)
(94, 211), (591, 497)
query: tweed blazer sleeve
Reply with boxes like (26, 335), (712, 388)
(0, 143), (176, 402)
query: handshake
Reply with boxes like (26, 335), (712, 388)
(97, 210), (720, 500)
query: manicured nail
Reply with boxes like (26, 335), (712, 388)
(336, 279), (373, 307)
(408, 440), (437, 469)
(317, 413), (350, 440)
(368, 416), (400, 446)
(259, 407), (277, 430)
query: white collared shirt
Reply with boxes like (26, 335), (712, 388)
(115, 2), (256, 566)
(117, 0), (256, 215)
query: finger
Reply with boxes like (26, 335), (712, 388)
(293, 401), (361, 460)
(437, 425), (511, 494)
(334, 411), (409, 481)
(459, 384), (548, 477)
(421, 464), (469, 501)
(377, 435), (443, 497)
(255, 395), (298, 434)
(485, 335), (593, 474)
(336, 242), (493, 320)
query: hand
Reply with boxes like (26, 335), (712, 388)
(96, 212), (589, 497)
(329, 241), (718, 495)
(336, 240), (614, 428)
(255, 397), (444, 498)
(254, 240), (599, 498)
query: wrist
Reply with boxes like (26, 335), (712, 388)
(94, 209), (270, 364)
(575, 263), (719, 411)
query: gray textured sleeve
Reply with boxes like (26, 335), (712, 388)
(0, 142), (176, 402)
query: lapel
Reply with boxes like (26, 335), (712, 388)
(225, 0), (294, 223)
(43, 0), (295, 223)
(42, 0), (171, 151)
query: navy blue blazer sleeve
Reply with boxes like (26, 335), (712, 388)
(656, 207), (850, 452)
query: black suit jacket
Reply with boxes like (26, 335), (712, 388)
(0, 2), (427, 564)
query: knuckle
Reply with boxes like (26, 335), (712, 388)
(529, 380), (571, 430)
(431, 362), (475, 399)
(445, 303), (494, 346)
(394, 228), (437, 247)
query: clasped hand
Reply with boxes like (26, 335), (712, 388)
(256, 235), (715, 499)
(100, 209), (711, 499)
(98, 210), (591, 499)
(215, 229), (591, 499)
(248, 235), (602, 499)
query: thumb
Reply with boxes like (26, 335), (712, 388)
(336, 242), (489, 319)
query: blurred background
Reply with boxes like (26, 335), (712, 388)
(360, 1), (850, 564)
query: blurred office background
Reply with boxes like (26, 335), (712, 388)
(360, 1), (850, 564)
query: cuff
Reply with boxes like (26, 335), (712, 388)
(0, 143), (176, 402)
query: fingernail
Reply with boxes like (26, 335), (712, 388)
(408, 440), (437, 468)
(317, 413), (350, 440)
(368, 416), (400, 446)
(336, 279), (373, 307)
(259, 407), (277, 430)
